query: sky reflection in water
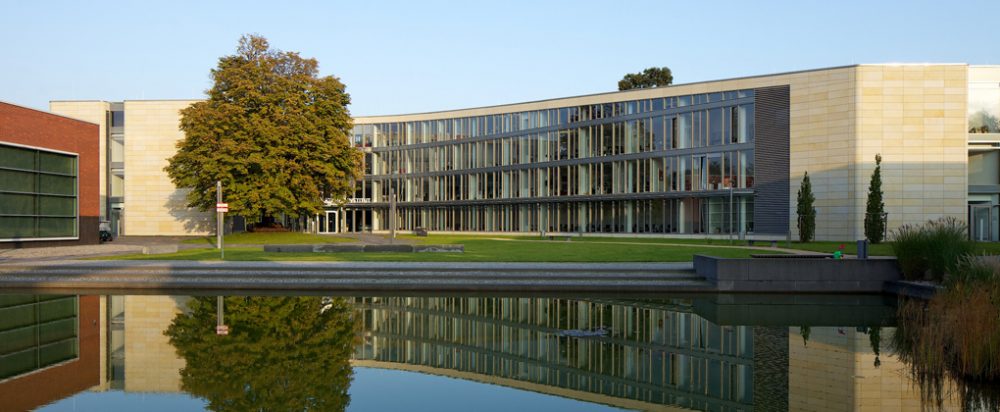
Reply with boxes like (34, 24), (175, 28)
(0, 293), (984, 412)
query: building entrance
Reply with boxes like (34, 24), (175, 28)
(970, 203), (995, 241)
(318, 211), (339, 234)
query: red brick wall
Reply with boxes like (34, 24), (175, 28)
(0, 295), (101, 411)
(0, 102), (100, 247)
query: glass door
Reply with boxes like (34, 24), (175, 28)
(325, 211), (338, 234)
(970, 204), (992, 241)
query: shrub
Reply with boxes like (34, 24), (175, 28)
(864, 154), (886, 243)
(796, 172), (816, 242)
(891, 217), (974, 282)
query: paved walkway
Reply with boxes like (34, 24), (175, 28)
(0, 243), (146, 262)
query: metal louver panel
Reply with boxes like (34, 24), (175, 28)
(753, 86), (791, 235)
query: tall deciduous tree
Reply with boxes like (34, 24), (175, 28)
(797, 171), (816, 242)
(865, 154), (886, 243)
(618, 67), (673, 91)
(165, 35), (362, 223)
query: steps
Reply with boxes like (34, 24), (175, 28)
(0, 261), (714, 292)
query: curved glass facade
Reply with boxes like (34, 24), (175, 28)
(351, 90), (759, 234)
(353, 296), (764, 411)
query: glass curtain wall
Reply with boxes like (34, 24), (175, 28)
(352, 90), (756, 234)
(354, 296), (754, 410)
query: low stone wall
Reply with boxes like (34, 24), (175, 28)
(263, 244), (464, 253)
(693, 255), (901, 293)
(142, 245), (179, 255)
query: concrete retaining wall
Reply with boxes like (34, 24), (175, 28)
(694, 255), (901, 293)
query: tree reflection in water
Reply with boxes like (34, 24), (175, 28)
(166, 296), (358, 412)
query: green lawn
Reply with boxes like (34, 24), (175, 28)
(175, 232), (1000, 258)
(181, 232), (355, 246)
(102, 235), (784, 262)
(562, 236), (1000, 256)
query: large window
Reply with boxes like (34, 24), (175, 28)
(0, 144), (78, 240)
(969, 82), (1000, 134)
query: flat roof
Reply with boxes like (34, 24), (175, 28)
(48, 62), (982, 123)
(354, 63), (973, 121)
(1, 99), (100, 126)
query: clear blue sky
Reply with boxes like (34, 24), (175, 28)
(2, 0), (997, 116)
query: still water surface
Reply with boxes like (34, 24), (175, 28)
(0, 293), (986, 411)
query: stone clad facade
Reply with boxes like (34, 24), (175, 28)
(49, 64), (999, 241)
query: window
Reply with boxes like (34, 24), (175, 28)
(709, 108), (723, 146)
(969, 82), (1000, 133)
(110, 110), (124, 128)
(0, 144), (78, 240)
(110, 135), (124, 163)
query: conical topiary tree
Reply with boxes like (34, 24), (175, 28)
(865, 154), (886, 243)
(797, 171), (816, 242)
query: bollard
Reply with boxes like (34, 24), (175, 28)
(856, 239), (869, 259)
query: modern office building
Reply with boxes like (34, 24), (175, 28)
(48, 100), (207, 238)
(51, 64), (1000, 241)
(0, 101), (100, 248)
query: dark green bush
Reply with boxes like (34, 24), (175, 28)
(891, 217), (974, 281)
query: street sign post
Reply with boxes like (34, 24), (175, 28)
(215, 296), (228, 335)
(216, 181), (225, 260)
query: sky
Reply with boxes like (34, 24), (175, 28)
(1, 0), (998, 117)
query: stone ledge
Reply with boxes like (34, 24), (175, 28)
(694, 255), (901, 293)
(263, 244), (464, 253)
(142, 245), (179, 255)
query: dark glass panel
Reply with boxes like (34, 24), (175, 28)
(0, 193), (35, 214)
(0, 169), (37, 192)
(111, 110), (125, 127)
(0, 145), (35, 170)
(652, 117), (664, 151)
(38, 195), (75, 216)
(37, 217), (75, 237)
(709, 108), (723, 146)
(0, 216), (36, 238)
(38, 175), (76, 195)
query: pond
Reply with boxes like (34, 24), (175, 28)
(0, 293), (992, 411)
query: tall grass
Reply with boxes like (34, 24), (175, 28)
(891, 217), (974, 281)
(893, 256), (1000, 410)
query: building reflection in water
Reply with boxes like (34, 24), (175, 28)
(352, 297), (781, 411)
(0, 294), (100, 412)
(7, 294), (978, 412)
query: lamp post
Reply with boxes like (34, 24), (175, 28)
(389, 187), (397, 243)
(728, 185), (734, 243)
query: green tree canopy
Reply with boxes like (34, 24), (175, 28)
(797, 171), (816, 242)
(618, 67), (673, 91)
(165, 34), (362, 221)
(165, 296), (359, 412)
(864, 154), (886, 243)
